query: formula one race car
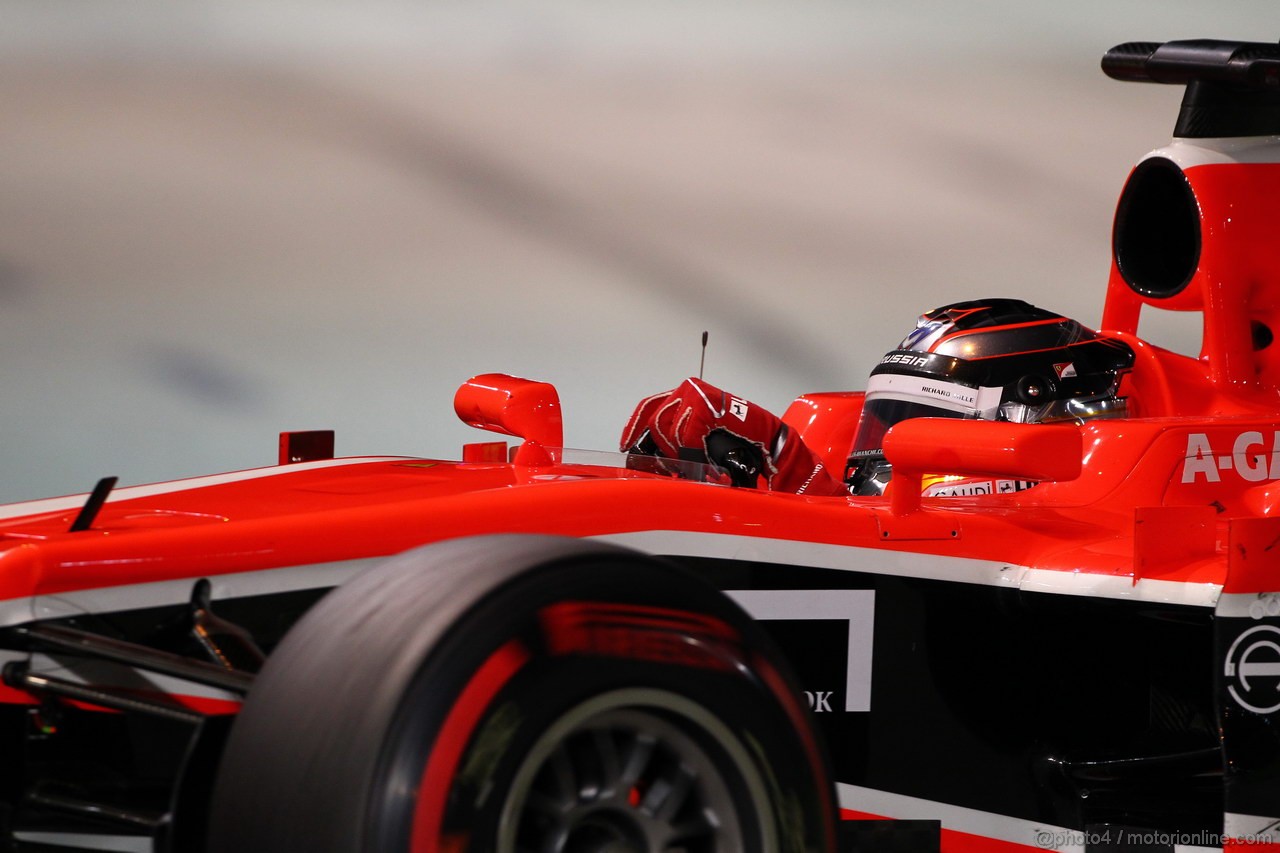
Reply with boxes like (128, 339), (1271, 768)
(3, 38), (1280, 853)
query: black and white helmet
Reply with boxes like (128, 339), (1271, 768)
(846, 299), (1135, 494)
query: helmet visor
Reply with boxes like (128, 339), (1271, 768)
(850, 373), (1003, 457)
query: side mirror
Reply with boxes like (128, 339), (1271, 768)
(883, 419), (1082, 516)
(454, 374), (563, 464)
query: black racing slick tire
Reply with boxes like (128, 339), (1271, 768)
(207, 535), (835, 853)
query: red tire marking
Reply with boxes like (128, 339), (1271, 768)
(540, 602), (836, 849)
(410, 638), (530, 853)
(540, 601), (742, 671)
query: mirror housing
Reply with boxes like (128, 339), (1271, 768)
(454, 374), (563, 464)
(883, 419), (1082, 516)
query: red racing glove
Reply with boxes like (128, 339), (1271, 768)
(620, 378), (845, 496)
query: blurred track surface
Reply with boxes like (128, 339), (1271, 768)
(0, 2), (1267, 501)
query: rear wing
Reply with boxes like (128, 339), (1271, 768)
(1102, 39), (1280, 138)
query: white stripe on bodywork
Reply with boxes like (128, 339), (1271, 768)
(0, 528), (1222, 630)
(0, 557), (380, 628)
(0, 457), (410, 521)
(1019, 568), (1220, 608)
(727, 589), (874, 712)
(595, 530), (1222, 607)
(839, 784), (1221, 852)
(1216, 591), (1280, 620)
(13, 833), (148, 852)
(1, 560), (380, 706)
(1153, 137), (1280, 169)
(1225, 812), (1280, 842)
(0, 598), (32, 628)
(840, 782), (1076, 851)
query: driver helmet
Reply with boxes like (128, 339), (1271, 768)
(846, 298), (1134, 495)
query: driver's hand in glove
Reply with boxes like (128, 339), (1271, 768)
(620, 378), (845, 496)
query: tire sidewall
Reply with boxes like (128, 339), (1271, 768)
(377, 554), (829, 853)
(209, 537), (834, 853)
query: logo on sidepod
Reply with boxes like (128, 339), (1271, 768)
(1181, 432), (1280, 484)
(1224, 624), (1280, 714)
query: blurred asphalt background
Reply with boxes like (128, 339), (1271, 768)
(0, 2), (1273, 502)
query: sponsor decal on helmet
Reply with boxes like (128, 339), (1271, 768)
(879, 352), (931, 368)
(920, 384), (976, 405)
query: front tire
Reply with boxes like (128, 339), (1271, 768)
(208, 535), (834, 853)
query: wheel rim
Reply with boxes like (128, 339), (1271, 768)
(497, 688), (776, 853)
